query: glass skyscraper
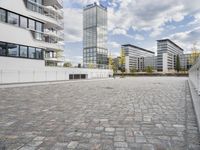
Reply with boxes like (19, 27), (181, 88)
(83, 3), (108, 69)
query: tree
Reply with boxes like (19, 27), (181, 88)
(130, 66), (136, 74)
(88, 63), (94, 69)
(145, 66), (153, 74)
(108, 52), (113, 70)
(189, 42), (200, 65)
(119, 49), (125, 76)
(63, 62), (72, 67)
(175, 55), (180, 72)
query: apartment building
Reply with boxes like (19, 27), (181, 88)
(83, 3), (108, 69)
(0, 0), (64, 67)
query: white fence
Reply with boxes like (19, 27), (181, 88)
(0, 68), (113, 84)
(189, 58), (200, 95)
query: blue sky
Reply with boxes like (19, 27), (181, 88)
(63, 0), (200, 65)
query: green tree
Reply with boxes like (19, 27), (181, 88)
(108, 52), (113, 70)
(130, 67), (136, 74)
(119, 49), (125, 76)
(190, 43), (200, 65)
(63, 62), (72, 67)
(175, 55), (180, 73)
(145, 66), (153, 74)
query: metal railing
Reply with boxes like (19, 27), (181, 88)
(189, 57), (200, 95)
(30, 30), (64, 44)
(26, 0), (64, 21)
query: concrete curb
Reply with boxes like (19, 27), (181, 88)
(0, 78), (114, 89)
(188, 80), (200, 133)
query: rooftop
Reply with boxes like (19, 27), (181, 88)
(157, 39), (184, 51)
(84, 2), (107, 11)
(122, 44), (155, 54)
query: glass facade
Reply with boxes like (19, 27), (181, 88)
(20, 16), (28, 28)
(7, 43), (19, 57)
(83, 4), (108, 69)
(0, 42), (7, 56)
(20, 46), (28, 58)
(29, 47), (36, 58)
(29, 19), (35, 30)
(0, 41), (43, 59)
(7, 12), (19, 26)
(0, 9), (6, 22)
(36, 48), (42, 59)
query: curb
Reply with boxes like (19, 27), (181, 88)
(188, 80), (200, 133)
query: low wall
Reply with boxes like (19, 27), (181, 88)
(188, 58), (200, 132)
(0, 68), (113, 84)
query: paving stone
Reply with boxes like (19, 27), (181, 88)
(67, 141), (78, 149)
(114, 142), (128, 148)
(105, 128), (115, 132)
(114, 136), (125, 141)
(0, 77), (199, 149)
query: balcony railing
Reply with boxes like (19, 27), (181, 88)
(26, 0), (64, 21)
(30, 30), (64, 44)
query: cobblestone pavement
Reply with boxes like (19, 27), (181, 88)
(0, 77), (200, 150)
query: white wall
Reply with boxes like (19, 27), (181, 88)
(0, 57), (113, 84)
(163, 53), (168, 73)
(125, 56), (129, 73)
(0, 68), (113, 84)
(0, 56), (45, 69)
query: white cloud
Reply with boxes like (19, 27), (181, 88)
(112, 28), (127, 35)
(150, 28), (164, 37)
(64, 8), (82, 42)
(108, 0), (200, 37)
(168, 27), (200, 52)
(133, 34), (144, 41)
(108, 41), (120, 48)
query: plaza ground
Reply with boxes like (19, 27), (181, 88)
(0, 77), (200, 150)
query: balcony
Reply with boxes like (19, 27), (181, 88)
(30, 29), (64, 51)
(43, 0), (63, 9)
(30, 29), (64, 43)
(45, 51), (65, 62)
(26, 0), (64, 22)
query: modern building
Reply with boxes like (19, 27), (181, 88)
(157, 39), (183, 72)
(180, 54), (193, 71)
(0, 0), (65, 67)
(83, 3), (108, 69)
(121, 44), (155, 72)
(137, 56), (157, 71)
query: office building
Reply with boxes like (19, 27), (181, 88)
(121, 44), (155, 72)
(0, 0), (64, 67)
(83, 3), (108, 69)
(157, 39), (183, 72)
(137, 56), (157, 71)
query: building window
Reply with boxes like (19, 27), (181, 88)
(36, 22), (43, 32)
(36, 0), (43, 5)
(0, 42), (7, 56)
(0, 9), (6, 22)
(36, 48), (42, 59)
(29, 19), (35, 30)
(7, 12), (19, 26)
(7, 43), (19, 57)
(29, 47), (36, 58)
(20, 46), (28, 58)
(20, 16), (28, 28)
